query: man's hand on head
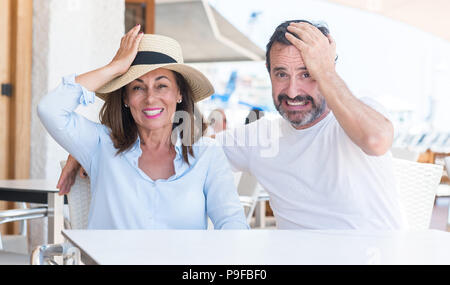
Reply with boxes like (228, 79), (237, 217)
(285, 22), (337, 81)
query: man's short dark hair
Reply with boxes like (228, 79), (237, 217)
(266, 20), (331, 72)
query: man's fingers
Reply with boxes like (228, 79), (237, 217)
(57, 171), (77, 195)
(56, 179), (62, 189)
(327, 34), (336, 48)
(289, 22), (322, 41)
(79, 168), (88, 179)
(304, 23), (326, 41)
(56, 172), (66, 189)
(286, 25), (314, 44)
(59, 176), (75, 195)
(285, 32), (307, 51)
(58, 184), (68, 196)
(289, 22), (329, 44)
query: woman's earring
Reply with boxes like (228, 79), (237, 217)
(177, 99), (183, 104)
(124, 104), (129, 108)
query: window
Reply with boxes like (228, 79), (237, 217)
(125, 0), (155, 34)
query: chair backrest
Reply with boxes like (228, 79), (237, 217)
(60, 161), (91, 230)
(237, 172), (258, 197)
(390, 147), (420, 161)
(235, 172), (260, 224)
(445, 156), (450, 178)
(392, 158), (443, 230)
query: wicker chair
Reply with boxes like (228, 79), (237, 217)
(393, 158), (443, 230)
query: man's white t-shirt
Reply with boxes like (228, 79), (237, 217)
(217, 98), (405, 230)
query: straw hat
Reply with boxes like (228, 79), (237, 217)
(96, 34), (214, 102)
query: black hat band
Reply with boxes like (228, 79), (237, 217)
(131, 51), (177, 66)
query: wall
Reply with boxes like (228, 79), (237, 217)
(29, 0), (124, 249)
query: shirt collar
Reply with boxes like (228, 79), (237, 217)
(124, 130), (187, 182)
(131, 130), (183, 159)
(281, 110), (333, 134)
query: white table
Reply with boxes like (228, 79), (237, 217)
(62, 229), (450, 265)
(0, 179), (65, 244)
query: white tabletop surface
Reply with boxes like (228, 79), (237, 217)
(0, 179), (58, 193)
(62, 229), (450, 265)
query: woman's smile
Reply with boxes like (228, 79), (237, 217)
(143, 108), (164, 118)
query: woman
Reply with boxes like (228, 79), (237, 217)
(38, 25), (248, 230)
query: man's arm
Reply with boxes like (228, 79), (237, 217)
(57, 154), (87, 195)
(315, 72), (393, 156)
(286, 22), (393, 156)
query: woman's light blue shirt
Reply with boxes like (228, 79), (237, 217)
(37, 74), (249, 230)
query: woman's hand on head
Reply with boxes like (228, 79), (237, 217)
(109, 24), (145, 76)
(74, 25), (144, 92)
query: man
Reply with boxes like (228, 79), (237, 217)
(216, 20), (404, 229)
(58, 20), (404, 229)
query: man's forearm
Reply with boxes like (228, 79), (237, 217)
(317, 72), (393, 156)
(66, 154), (81, 171)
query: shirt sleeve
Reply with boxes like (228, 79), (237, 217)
(359, 97), (393, 123)
(37, 74), (101, 174)
(203, 142), (250, 230)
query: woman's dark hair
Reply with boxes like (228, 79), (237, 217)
(266, 20), (333, 73)
(99, 70), (207, 165)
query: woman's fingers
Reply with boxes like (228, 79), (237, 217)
(134, 31), (145, 48)
(124, 24), (141, 47)
(110, 25), (144, 76)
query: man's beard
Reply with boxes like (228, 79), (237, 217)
(275, 94), (327, 128)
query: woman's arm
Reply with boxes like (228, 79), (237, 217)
(38, 25), (144, 176)
(204, 142), (250, 230)
(37, 73), (103, 174)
